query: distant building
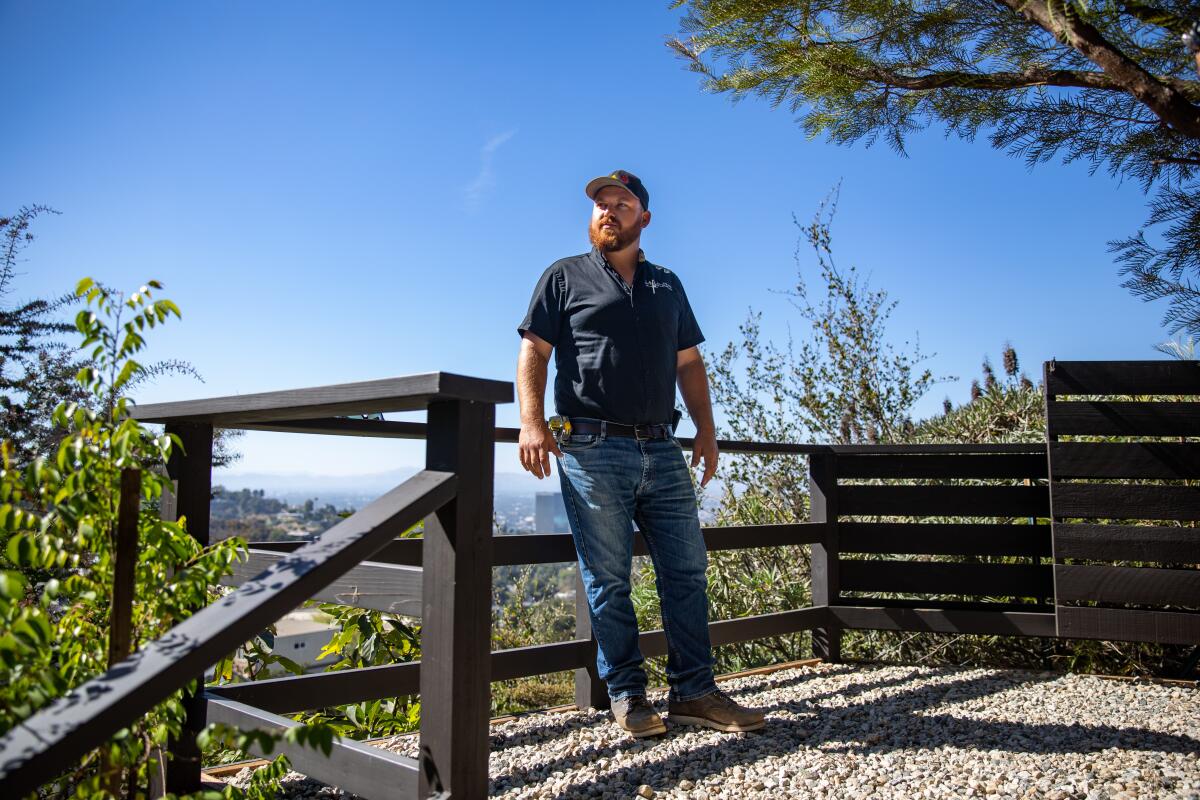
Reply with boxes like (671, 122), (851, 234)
(535, 492), (568, 533)
(272, 613), (337, 673)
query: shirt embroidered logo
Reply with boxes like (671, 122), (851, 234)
(644, 280), (673, 294)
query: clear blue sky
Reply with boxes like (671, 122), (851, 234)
(2, 2), (1168, 481)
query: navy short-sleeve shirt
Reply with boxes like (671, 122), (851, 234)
(518, 247), (704, 425)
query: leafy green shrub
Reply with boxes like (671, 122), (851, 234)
(695, 195), (1191, 678)
(0, 279), (251, 796)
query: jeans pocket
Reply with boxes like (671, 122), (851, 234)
(561, 431), (603, 451)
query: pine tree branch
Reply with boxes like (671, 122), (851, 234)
(1120, 1), (1189, 33)
(995, 0), (1200, 137)
(1150, 154), (1200, 166)
(850, 64), (1199, 100)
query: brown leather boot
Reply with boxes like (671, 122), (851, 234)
(611, 695), (667, 738)
(668, 689), (765, 732)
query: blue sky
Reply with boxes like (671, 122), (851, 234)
(2, 2), (1168, 484)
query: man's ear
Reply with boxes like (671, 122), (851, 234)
(641, 210), (651, 228)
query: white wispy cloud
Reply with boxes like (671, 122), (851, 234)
(465, 128), (517, 207)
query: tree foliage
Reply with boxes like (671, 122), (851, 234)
(0, 279), (248, 797)
(708, 187), (942, 526)
(669, 0), (1200, 334)
(649, 193), (946, 673)
(691, 195), (1187, 676)
(0, 206), (89, 466)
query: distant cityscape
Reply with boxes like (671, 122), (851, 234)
(210, 485), (573, 542)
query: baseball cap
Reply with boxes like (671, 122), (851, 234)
(585, 170), (650, 211)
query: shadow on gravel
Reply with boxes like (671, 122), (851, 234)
(487, 668), (1200, 800)
(489, 710), (612, 753)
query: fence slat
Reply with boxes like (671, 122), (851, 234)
(838, 485), (1049, 517)
(1054, 564), (1200, 607)
(838, 522), (1051, 557)
(1046, 401), (1200, 437)
(836, 454), (1047, 479)
(1051, 483), (1200, 521)
(1053, 523), (1200, 562)
(1045, 360), (1200, 397)
(827, 605), (1056, 636)
(840, 560), (1052, 598)
(1049, 442), (1200, 479)
(1056, 606), (1200, 645)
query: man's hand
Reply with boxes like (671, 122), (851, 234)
(677, 346), (719, 489)
(517, 332), (558, 478)
(690, 428), (718, 488)
(519, 420), (563, 479)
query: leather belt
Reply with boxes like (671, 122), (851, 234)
(569, 420), (674, 441)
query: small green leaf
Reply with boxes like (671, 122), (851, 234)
(0, 571), (27, 599)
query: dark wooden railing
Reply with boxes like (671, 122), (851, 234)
(0, 361), (1196, 799)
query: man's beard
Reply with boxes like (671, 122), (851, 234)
(588, 216), (641, 252)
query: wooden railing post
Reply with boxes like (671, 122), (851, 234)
(809, 452), (842, 662)
(573, 570), (608, 710)
(109, 468), (141, 669)
(100, 468), (141, 796)
(163, 422), (213, 795)
(419, 399), (494, 799)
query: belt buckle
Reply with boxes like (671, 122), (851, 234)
(634, 423), (652, 441)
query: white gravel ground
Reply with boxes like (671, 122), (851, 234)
(226, 662), (1200, 799)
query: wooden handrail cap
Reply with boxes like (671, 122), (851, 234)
(130, 371), (513, 424)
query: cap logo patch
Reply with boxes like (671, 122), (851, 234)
(614, 171), (630, 184)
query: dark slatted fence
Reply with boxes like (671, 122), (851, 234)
(811, 446), (1057, 659)
(1045, 360), (1200, 645)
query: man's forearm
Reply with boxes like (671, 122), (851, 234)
(517, 344), (549, 425)
(677, 358), (715, 434)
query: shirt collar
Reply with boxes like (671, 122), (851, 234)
(589, 246), (648, 271)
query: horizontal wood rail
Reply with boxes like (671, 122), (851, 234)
(1053, 523), (1200, 562)
(838, 522), (1051, 558)
(208, 697), (420, 799)
(208, 606), (831, 714)
(826, 606), (1057, 637)
(191, 412), (1046, 457)
(1045, 359), (1200, 396)
(839, 560), (1053, 598)
(131, 372), (512, 424)
(838, 484), (1049, 518)
(241, 522), (825, 570)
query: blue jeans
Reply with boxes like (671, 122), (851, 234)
(556, 421), (717, 702)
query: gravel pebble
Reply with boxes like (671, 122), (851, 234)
(221, 663), (1200, 799)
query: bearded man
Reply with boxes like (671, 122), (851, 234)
(515, 169), (764, 738)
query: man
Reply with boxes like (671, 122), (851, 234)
(515, 169), (764, 738)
